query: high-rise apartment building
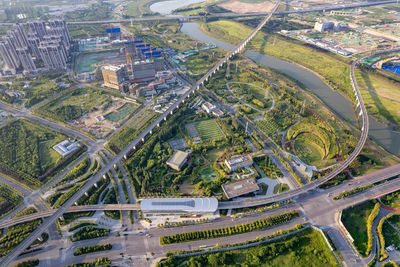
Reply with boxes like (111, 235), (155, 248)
(17, 47), (36, 73)
(0, 20), (70, 74)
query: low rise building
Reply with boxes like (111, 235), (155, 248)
(53, 139), (80, 157)
(221, 177), (260, 199)
(166, 150), (189, 171)
(225, 154), (253, 172)
(141, 197), (218, 216)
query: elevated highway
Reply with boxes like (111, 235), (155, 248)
(0, 2), (281, 265)
(2, 163), (400, 228)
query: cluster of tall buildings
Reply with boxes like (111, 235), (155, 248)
(0, 20), (70, 75)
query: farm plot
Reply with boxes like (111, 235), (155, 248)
(194, 119), (225, 142)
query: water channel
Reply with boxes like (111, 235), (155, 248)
(181, 22), (400, 156)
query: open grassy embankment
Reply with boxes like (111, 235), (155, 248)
(199, 20), (353, 100)
(199, 20), (400, 126)
(160, 227), (339, 267)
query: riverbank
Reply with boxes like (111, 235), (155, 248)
(181, 22), (400, 156)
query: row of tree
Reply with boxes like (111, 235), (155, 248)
(160, 211), (299, 244)
(73, 244), (112, 256)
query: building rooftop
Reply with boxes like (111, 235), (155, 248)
(53, 139), (80, 157)
(221, 177), (260, 199)
(166, 150), (189, 169)
(225, 154), (253, 167)
(141, 197), (218, 213)
(102, 65), (124, 71)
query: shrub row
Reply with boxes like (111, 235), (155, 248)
(66, 257), (111, 267)
(160, 210), (299, 244)
(333, 184), (374, 200)
(366, 203), (380, 256)
(378, 213), (396, 261)
(68, 222), (97, 232)
(73, 243), (112, 256)
(71, 226), (110, 242)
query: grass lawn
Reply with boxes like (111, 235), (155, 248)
(383, 216), (400, 248)
(356, 71), (400, 126)
(194, 119), (225, 141)
(124, 0), (154, 17)
(294, 134), (325, 166)
(273, 183), (289, 194)
(0, 119), (65, 188)
(107, 109), (157, 154)
(341, 200), (376, 255)
(160, 228), (339, 267)
(206, 148), (225, 162)
(199, 167), (220, 182)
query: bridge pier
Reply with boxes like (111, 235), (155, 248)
(113, 164), (117, 169)
(142, 137), (145, 142)
(164, 117), (167, 121)
(59, 216), (64, 221)
(84, 192), (89, 197)
(74, 202), (78, 206)
(103, 174), (107, 179)
(359, 109), (363, 117)
(133, 145), (136, 150)
(94, 183), (98, 188)
(150, 130), (152, 135)
(157, 123), (160, 127)
(170, 110), (173, 115)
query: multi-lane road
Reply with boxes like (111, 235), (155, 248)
(1, 0), (400, 265)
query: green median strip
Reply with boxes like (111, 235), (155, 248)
(333, 184), (373, 200)
(160, 210), (299, 245)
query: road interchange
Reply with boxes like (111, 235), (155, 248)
(1, 0), (400, 265)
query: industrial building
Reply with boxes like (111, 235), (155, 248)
(141, 197), (218, 216)
(221, 178), (260, 199)
(102, 65), (127, 90)
(225, 154), (253, 172)
(166, 150), (189, 171)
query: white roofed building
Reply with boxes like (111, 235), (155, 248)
(141, 197), (218, 216)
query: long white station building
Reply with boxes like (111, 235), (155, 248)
(140, 197), (218, 216)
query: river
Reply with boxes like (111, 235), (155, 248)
(181, 22), (400, 156)
(150, 0), (205, 15)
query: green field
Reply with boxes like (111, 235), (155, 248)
(160, 228), (339, 267)
(0, 120), (66, 188)
(0, 186), (22, 219)
(199, 167), (220, 182)
(104, 103), (138, 122)
(356, 71), (400, 126)
(194, 119), (225, 141)
(206, 148), (225, 162)
(124, 0), (155, 17)
(107, 109), (157, 154)
(341, 201), (376, 255)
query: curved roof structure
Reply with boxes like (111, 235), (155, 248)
(140, 198), (218, 213)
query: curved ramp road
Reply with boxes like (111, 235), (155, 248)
(0, 2), (281, 265)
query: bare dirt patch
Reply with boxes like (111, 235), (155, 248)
(219, 0), (275, 13)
